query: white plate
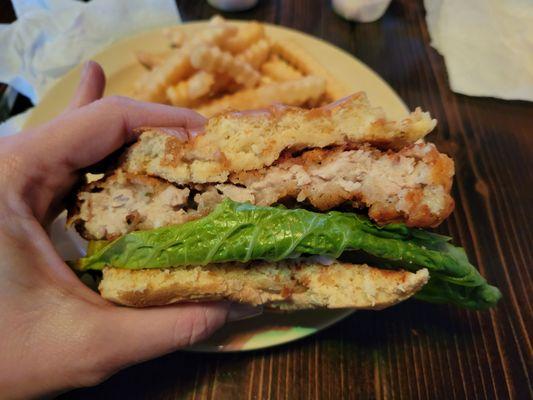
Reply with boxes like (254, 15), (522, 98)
(32, 21), (408, 352)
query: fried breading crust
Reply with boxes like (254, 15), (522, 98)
(99, 261), (429, 309)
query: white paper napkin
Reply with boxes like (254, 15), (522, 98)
(0, 0), (181, 136)
(424, 0), (533, 101)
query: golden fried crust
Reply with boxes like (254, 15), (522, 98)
(99, 261), (429, 310)
(121, 93), (437, 185)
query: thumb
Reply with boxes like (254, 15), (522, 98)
(65, 61), (106, 111)
(93, 302), (228, 376)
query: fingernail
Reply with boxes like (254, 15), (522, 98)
(188, 126), (205, 138)
(155, 127), (189, 142)
(227, 304), (263, 322)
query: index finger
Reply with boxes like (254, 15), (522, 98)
(23, 96), (206, 172)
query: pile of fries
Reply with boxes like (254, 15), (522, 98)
(133, 16), (347, 116)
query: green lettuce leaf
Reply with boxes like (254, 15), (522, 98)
(76, 200), (501, 309)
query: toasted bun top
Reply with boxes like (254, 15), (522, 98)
(121, 92), (436, 184)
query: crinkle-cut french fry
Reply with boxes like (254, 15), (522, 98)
(166, 81), (191, 107)
(211, 74), (240, 95)
(261, 57), (303, 81)
(220, 21), (264, 54)
(195, 75), (326, 117)
(163, 27), (186, 47)
(133, 50), (194, 103)
(136, 50), (171, 70)
(271, 40), (348, 100)
(166, 71), (215, 106)
(190, 45), (261, 88)
(188, 23), (238, 48)
(236, 39), (270, 69)
(259, 75), (274, 85)
(187, 71), (216, 98)
(133, 24), (236, 103)
(208, 15), (226, 26)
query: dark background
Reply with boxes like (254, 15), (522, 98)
(1, 1), (532, 399)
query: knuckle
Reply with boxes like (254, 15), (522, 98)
(173, 308), (211, 347)
(101, 95), (132, 109)
(75, 367), (110, 389)
(189, 310), (210, 344)
(75, 346), (119, 388)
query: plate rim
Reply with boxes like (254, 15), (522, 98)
(189, 308), (355, 353)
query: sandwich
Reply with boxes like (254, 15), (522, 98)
(68, 93), (501, 311)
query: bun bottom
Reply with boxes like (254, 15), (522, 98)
(99, 261), (428, 310)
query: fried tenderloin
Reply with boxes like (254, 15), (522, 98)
(70, 140), (453, 240)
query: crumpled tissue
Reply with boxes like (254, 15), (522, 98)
(0, 0), (180, 136)
(424, 0), (533, 101)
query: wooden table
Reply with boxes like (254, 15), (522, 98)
(2, 1), (531, 398)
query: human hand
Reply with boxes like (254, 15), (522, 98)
(0, 62), (229, 399)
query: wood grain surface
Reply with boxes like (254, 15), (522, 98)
(3, 0), (531, 399)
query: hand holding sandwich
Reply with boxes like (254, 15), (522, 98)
(0, 62), (229, 399)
